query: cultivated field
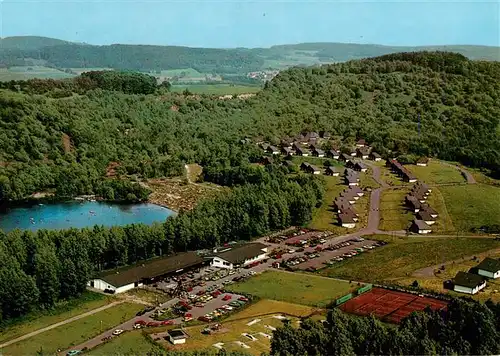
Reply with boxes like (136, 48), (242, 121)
(407, 161), (466, 184)
(228, 270), (356, 307)
(0, 292), (112, 345)
(0, 66), (75, 81)
(439, 184), (500, 232)
(321, 235), (500, 283)
(1, 302), (143, 355)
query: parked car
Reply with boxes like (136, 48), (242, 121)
(112, 329), (124, 336)
(222, 294), (232, 301)
(66, 350), (82, 356)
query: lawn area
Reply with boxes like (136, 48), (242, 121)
(360, 169), (380, 189)
(158, 299), (317, 356)
(291, 155), (343, 168)
(1, 302), (143, 355)
(407, 160), (466, 184)
(439, 184), (500, 233)
(171, 84), (261, 95)
(379, 188), (413, 231)
(0, 291), (112, 344)
(372, 160), (406, 187)
(308, 175), (345, 231)
(424, 187), (455, 233)
(321, 235), (500, 283)
(228, 270), (357, 307)
(88, 330), (156, 356)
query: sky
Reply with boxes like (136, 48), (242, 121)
(1, 0), (499, 48)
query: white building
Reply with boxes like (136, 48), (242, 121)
(210, 243), (268, 270)
(476, 258), (500, 279)
(88, 251), (205, 294)
(168, 329), (188, 344)
(453, 271), (486, 294)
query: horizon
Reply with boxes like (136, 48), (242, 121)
(2, 35), (500, 49)
(1, 0), (499, 48)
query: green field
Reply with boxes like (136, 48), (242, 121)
(439, 184), (500, 232)
(407, 161), (466, 184)
(228, 270), (356, 307)
(379, 189), (413, 231)
(1, 302), (143, 355)
(171, 84), (261, 95)
(0, 292), (112, 344)
(321, 235), (500, 282)
(159, 68), (203, 77)
(0, 66), (75, 81)
(87, 330), (156, 355)
(308, 175), (345, 231)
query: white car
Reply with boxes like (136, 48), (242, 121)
(112, 329), (124, 335)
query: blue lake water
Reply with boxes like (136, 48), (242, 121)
(0, 201), (176, 232)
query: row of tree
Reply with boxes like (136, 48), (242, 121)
(271, 298), (500, 355)
(0, 167), (322, 322)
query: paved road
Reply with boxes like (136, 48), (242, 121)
(0, 301), (124, 350)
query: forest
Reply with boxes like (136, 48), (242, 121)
(271, 299), (500, 355)
(0, 166), (322, 323)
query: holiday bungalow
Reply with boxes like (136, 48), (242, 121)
(312, 148), (325, 158)
(327, 150), (340, 159)
(453, 271), (486, 295)
(421, 205), (438, 218)
(406, 196), (422, 213)
(369, 152), (382, 161)
(295, 146), (308, 156)
(354, 162), (368, 172)
(356, 139), (367, 147)
(261, 156), (274, 165)
(411, 219), (432, 234)
(347, 186), (364, 197)
(476, 258), (500, 279)
(210, 243), (269, 269)
(266, 146), (280, 155)
(88, 252), (206, 294)
(416, 210), (436, 225)
(339, 212), (356, 229)
(416, 157), (430, 167)
(356, 147), (370, 159)
(325, 166), (340, 176)
(320, 131), (331, 139)
(281, 147), (294, 157)
(339, 153), (352, 162)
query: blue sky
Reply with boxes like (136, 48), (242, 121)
(1, 0), (499, 48)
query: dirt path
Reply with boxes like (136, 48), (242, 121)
(0, 301), (124, 350)
(412, 247), (500, 278)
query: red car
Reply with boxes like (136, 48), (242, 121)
(238, 296), (249, 302)
(147, 322), (160, 327)
(135, 320), (147, 326)
(197, 290), (205, 296)
(161, 320), (174, 326)
(222, 295), (232, 301)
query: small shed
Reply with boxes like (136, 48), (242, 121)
(411, 219), (432, 234)
(312, 148), (325, 158)
(416, 157), (430, 167)
(167, 329), (188, 344)
(416, 210), (436, 225)
(325, 166), (340, 176)
(369, 152), (382, 161)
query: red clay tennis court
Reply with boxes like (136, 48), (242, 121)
(340, 287), (448, 323)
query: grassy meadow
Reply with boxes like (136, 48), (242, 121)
(407, 160), (466, 184)
(439, 184), (500, 232)
(379, 188), (413, 231)
(321, 235), (500, 283)
(1, 302), (143, 355)
(228, 270), (356, 307)
(0, 66), (75, 81)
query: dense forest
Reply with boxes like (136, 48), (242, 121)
(271, 299), (500, 355)
(1, 51), (499, 203)
(0, 166), (322, 323)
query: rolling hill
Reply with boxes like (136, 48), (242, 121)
(0, 36), (499, 79)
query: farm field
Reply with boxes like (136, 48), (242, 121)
(0, 66), (75, 81)
(157, 299), (318, 356)
(378, 189), (413, 231)
(228, 270), (357, 307)
(321, 235), (500, 283)
(171, 84), (261, 95)
(407, 160), (466, 184)
(0, 292), (112, 345)
(0, 302), (143, 355)
(439, 184), (500, 233)
(87, 330), (156, 355)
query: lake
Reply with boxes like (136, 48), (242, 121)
(0, 201), (176, 232)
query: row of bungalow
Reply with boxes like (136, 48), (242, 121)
(406, 183), (439, 234)
(344, 168), (360, 187)
(453, 258), (500, 295)
(333, 186), (365, 228)
(386, 159), (418, 183)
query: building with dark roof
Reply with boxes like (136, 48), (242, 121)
(416, 210), (436, 225)
(168, 329), (188, 344)
(416, 157), (430, 166)
(266, 145), (280, 155)
(453, 271), (486, 294)
(369, 152), (382, 161)
(354, 162), (368, 172)
(356, 139), (367, 147)
(327, 150), (340, 159)
(339, 212), (356, 228)
(88, 252), (205, 293)
(406, 195), (422, 213)
(356, 147), (370, 159)
(210, 243), (269, 269)
(312, 148), (325, 157)
(421, 204), (438, 218)
(476, 258), (500, 279)
(411, 219), (432, 234)
(325, 166), (340, 176)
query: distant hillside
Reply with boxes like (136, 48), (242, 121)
(0, 36), (499, 77)
(0, 36), (72, 51)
